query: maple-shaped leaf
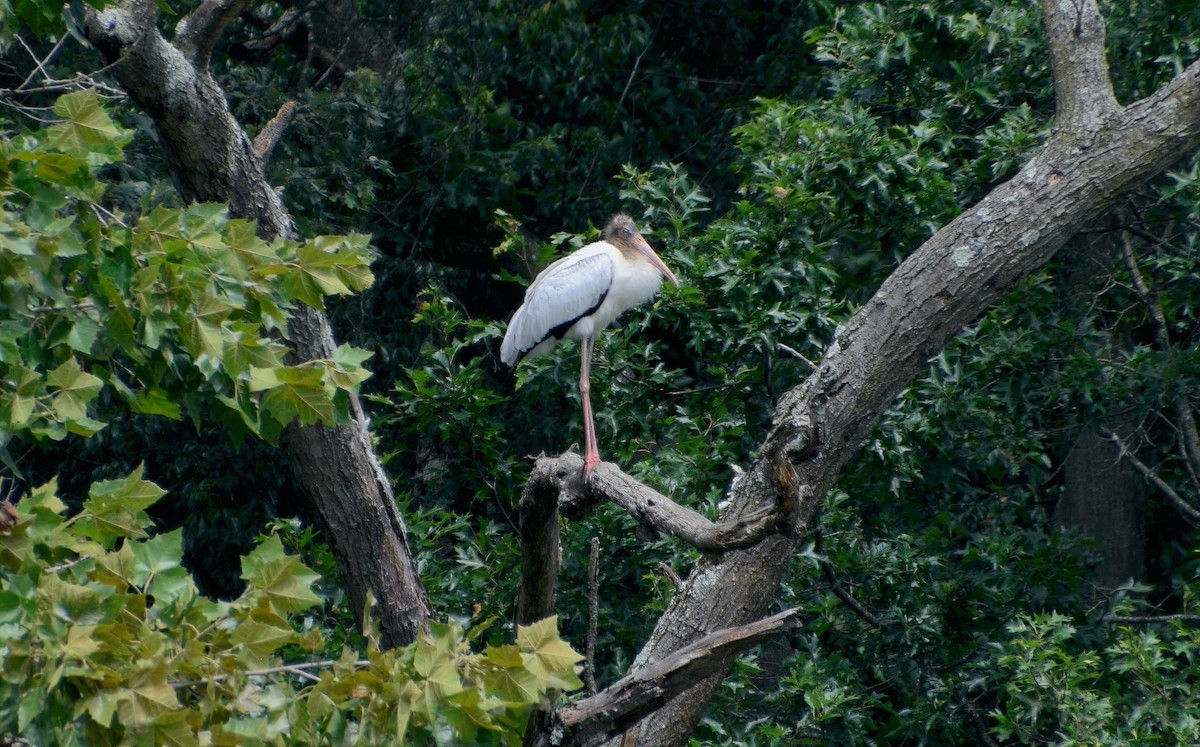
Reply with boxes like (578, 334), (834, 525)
(75, 466), (166, 547)
(46, 357), (102, 421)
(516, 616), (585, 692)
(46, 89), (131, 162)
(240, 534), (322, 614)
(259, 365), (334, 426)
(231, 618), (297, 668)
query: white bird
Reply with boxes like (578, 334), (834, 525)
(501, 214), (680, 473)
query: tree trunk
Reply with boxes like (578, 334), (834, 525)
(83, 0), (430, 648)
(595, 1), (1200, 742)
(1057, 423), (1145, 590)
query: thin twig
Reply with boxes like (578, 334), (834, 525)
(777, 342), (818, 371)
(1100, 427), (1200, 523)
(815, 530), (882, 629)
(585, 536), (600, 695)
(1119, 231), (1200, 485)
(45, 557), (88, 574)
(1102, 613), (1200, 625)
(171, 658), (360, 688)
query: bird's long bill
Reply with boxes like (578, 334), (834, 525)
(636, 236), (681, 288)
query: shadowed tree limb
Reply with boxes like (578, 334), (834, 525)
(82, 0), (430, 649)
(1100, 428), (1200, 523)
(530, 608), (801, 747)
(175, 0), (253, 68)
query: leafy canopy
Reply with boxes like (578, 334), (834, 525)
(0, 89), (375, 457)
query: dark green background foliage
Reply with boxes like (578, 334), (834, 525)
(4, 0), (1200, 743)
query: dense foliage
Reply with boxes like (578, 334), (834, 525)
(3, 0), (1200, 744)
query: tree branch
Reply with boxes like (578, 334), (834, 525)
(585, 536), (600, 695)
(1041, 0), (1119, 129)
(1101, 613), (1200, 625)
(252, 101), (298, 164)
(815, 530), (882, 629)
(515, 455), (565, 626)
(554, 608), (802, 747)
(83, 0), (430, 649)
(1118, 230), (1200, 485)
(542, 452), (781, 553)
(174, 0), (255, 69)
(615, 9), (1200, 742)
(1100, 427), (1200, 523)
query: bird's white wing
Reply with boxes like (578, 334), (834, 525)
(501, 245), (615, 365)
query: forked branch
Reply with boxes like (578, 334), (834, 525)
(537, 452), (780, 553)
(551, 608), (802, 747)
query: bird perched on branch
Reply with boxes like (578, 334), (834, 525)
(501, 214), (680, 473)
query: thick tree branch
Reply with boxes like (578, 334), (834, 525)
(542, 452), (781, 553)
(550, 608), (801, 747)
(175, 0), (253, 68)
(608, 4), (1200, 741)
(83, 0), (431, 648)
(515, 455), (566, 626)
(1042, 0), (1118, 129)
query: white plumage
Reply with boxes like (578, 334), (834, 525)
(501, 214), (680, 472)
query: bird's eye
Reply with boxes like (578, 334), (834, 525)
(622, 227), (632, 237)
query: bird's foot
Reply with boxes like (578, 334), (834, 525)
(582, 453), (601, 478)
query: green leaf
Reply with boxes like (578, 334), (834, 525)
(46, 89), (130, 160)
(240, 534), (322, 613)
(516, 616), (584, 692)
(130, 528), (183, 586)
(259, 365), (334, 426)
(128, 387), (183, 420)
(231, 618), (297, 667)
(66, 315), (102, 353)
(119, 659), (180, 727)
(75, 466), (166, 546)
(46, 356), (103, 422)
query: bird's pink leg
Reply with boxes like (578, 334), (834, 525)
(579, 336), (601, 474)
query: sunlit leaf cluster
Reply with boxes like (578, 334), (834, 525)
(0, 471), (582, 745)
(0, 90), (376, 453)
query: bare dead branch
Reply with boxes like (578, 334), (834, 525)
(1102, 613), (1200, 625)
(655, 562), (681, 590)
(815, 530), (882, 629)
(174, 0), (255, 68)
(1100, 427), (1200, 523)
(540, 452), (780, 553)
(777, 342), (817, 371)
(1118, 231), (1200, 484)
(252, 101), (298, 164)
(556, 608), (802, 746)
(515, 454), (566, 626)
(586, 536), (600, 695)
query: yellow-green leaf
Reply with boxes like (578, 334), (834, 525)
(517, 616), (585, 692)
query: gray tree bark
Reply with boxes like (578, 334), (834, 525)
(563, 0), (1200, 742)
(83, 0), (430, 648)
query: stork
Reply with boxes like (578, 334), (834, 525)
(500, 214), (680, 473)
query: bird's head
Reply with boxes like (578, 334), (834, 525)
(604, 214), (681, 288)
